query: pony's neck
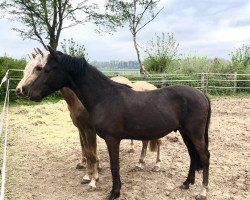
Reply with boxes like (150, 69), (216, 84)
(67, 65), (118, 112)
(60, 87), (80, 107)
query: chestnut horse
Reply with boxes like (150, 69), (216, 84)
(16, 50), (162, 189)
(24, 47), (211, 200)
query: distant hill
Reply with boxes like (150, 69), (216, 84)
(90, 60), (139, 70)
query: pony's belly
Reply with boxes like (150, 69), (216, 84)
(123, 126), (174, 140)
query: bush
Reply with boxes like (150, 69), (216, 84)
(173, 55), (209, 74)
(0, 56), (26, 101)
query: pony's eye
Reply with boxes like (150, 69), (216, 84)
(36, 66), (42, 71)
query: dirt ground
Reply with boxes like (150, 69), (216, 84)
(4, 97), (250, 200)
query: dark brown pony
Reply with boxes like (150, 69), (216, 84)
(24, 47), (211, 200)
(16, 50), (162, 189)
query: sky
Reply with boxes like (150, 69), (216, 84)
(0, 0), (250, 61)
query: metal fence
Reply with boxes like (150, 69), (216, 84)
(0, 69), (249, 199)
(0, 69), (24, 200)
(103, 71), (250, 94)
(0, 70), (12, 200)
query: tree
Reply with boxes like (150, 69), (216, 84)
(0, 0), (97, 50)
(229, 44), (250, 74)
(144, 32), (179, 73)
(231, 44), (250, 68)
(61, 38), (88, 59)
(96, 0), (163, 74)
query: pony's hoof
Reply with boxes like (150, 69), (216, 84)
(81, 179), (91, 184)
(152, 165), (161, 172)
(98, 164), (103, 171)
(180, 184), (189, 190)
(88, 179), (97, 190)
(195, 194), (207, 200)
(134, 163), (144, 170)
(81, 175), (91, 184)
(76, 163), (84, 170)
(128, 148), (135, 153)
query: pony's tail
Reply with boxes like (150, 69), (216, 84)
(195, 95), (211, 170)
(149, 139), (162, 152)
(183, 95), (211, 171)
(205, 95), (211, 148)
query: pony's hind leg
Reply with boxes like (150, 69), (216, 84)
(152, 139), (162, 172)
(97, 154), (102, 171)
(135, 140), (149, 170)
(179, 130), (197, 189)
(193, 139), (210, 200)
(128, 140), (135, 153)
(187, 129), (210, 200)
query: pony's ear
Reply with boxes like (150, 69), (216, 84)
(47, 45), (58, 60)
(31, 53), (36, 59)
(37, 48), (44, 57)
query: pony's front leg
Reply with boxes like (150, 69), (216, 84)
(105, 137), (121, 200)
(76, 132), (87, 169)
(81, 130), (100, 190)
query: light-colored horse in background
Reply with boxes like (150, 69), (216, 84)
(16, 49), (162, 189)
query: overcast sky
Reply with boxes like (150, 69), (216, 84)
(0, 0), (250, 61)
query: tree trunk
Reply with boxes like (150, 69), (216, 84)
(49, 36), (58, 50)
(133, 34), (145, 74)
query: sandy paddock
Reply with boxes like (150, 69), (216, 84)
(5, 97), (250, 200)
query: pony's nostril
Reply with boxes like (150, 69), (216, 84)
(16, 88), (21, 95)
(22, 87), (28, 96)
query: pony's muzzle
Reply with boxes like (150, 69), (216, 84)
(22, 86), (28, 96)
(15, 87), (22, 96)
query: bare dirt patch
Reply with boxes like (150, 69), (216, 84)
(5, 97), (250, 200)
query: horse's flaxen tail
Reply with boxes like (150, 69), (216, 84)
(149, 139), (162, 152)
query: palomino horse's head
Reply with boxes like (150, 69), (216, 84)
(26, 46), (71, 102)
(16, 48), (49, 96)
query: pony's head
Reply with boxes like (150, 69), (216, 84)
(16, 49), (49, 96)
(27, 46), (76, 102)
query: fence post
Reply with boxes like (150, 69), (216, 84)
(201, 73), (205, 92)
(234, 72), (237, 94)
(205, 73), (209, 94)
(161, 74), (166, 88)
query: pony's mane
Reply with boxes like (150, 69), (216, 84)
(56, 52), (131, 89)
(58, 52), (88, 75)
